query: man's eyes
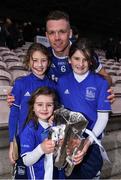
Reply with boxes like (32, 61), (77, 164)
(48, 30), (67, 35)
(48, 31), (54, 35)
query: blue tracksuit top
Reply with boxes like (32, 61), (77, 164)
(20, 120), (47, 179)
(9, 73), (56, 142)
(56, 71), (111, 132)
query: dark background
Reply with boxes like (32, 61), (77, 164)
(1, 0), (121, 38)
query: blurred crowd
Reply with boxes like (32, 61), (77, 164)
(0, 17), (45, 49)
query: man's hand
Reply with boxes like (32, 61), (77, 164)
(107, 87), (115, 104)
(7, 93), (15, 107)
(9, 142), (16, 165)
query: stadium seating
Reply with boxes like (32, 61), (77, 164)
(0, 61), (7, 70)
(0, 85), (12, 125)
(0, 69), (12, 86)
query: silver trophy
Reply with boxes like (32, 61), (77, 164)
(52, 107), (88, 176)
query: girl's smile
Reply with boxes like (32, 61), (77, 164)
(34, 94), (54, 121)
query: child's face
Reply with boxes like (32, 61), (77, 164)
(33, 94), (54, 121)
(30, 51), (49, 78)
(69, 50), (90, 75)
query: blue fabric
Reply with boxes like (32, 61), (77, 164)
(13, 157), (28, 179)
(53, 167), (65, 179)
(48, 47), (72, 80)
(13, 136), (28, 179)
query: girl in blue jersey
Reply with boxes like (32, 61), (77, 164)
(8, 43), (56, 176)
(56, 38), (111, 179)
(20, 87), (58, 179)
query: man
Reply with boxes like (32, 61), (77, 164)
(46, 10), (112, 85)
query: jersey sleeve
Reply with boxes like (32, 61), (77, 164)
(20, 125), (35, 156)
(8, 80), (23, 142)
(97, 80), (111, 112)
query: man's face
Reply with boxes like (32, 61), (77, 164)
(46, 19), (72, 56)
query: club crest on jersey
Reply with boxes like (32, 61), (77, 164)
(85, 87), (96, 100)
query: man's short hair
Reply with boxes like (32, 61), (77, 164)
(46, 10), (70, 23)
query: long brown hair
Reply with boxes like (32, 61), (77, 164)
(24, 86), (59, 129)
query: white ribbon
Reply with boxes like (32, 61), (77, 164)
(83, 129), (110, 162)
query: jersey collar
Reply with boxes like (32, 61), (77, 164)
(52, 41), (72, 59)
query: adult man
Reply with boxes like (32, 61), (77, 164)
(46, 10), (112, 85)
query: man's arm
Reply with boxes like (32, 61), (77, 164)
(98, 67), (112, 86)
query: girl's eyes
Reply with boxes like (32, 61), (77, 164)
(73, 57), (87, 62)
(42, 59), (48, 63)
(37, 103), (54, 107)
(47, 104), (54, 107)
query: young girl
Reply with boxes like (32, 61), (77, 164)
(56, 38), (112, 179)
(20, 87), (58, 179)
(8, 43), (56, 169)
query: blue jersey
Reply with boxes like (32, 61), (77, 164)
(9, 73), (56, 142)
(48, 47), (102, 81)
(20, 120), (47, 179)
(56, 72), (111, 132)
(47, 47), (72, 81)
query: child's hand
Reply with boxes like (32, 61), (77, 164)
(7, 93), (15, 107)
(48, 115), (54, 126)
(41, 139), (55, 154)
(73, 138), (91, 165)
(9, 142), (16, 165)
